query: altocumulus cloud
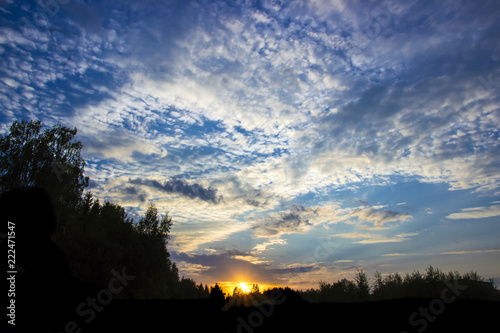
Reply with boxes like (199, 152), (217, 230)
(252, 204), (317, 238)
(129, 177), (223, 204)
(349, 206), (412, 229)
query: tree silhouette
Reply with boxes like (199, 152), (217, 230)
(0, 120), (88, 214)
(308, 266), (500, 302)
(210, 283), (226, 307)
(318, 278), (357, 302)
(233, 286), (243, 297)
(251, 283), (260, 294)
(177, 277), (210, 299)
(354, 270), (370, 301)
(137, 203), (173, 243)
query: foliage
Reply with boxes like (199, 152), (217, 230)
(57, 191), (181, 298)
(318, 278), (358, 302)
(0, 120), (88, 223)
(137, 203), (173, 243)
(354, 270), (370, 301)
(251, 283), (260, 294)
(177, 277), (210, 299)
(300, 266), (500, 302)
(233, 286), (243, 297)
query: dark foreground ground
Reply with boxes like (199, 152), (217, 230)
(5, 296), (500, 333)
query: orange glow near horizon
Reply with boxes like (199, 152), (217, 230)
(218, 281), (277, 296)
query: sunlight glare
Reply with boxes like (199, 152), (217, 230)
(239, 283), (250, 293)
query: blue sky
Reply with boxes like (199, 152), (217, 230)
(1, 0), (499, 291)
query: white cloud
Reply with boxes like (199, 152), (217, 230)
(349, 207), (412, 228)
(383, 249), (500, 257)
(446, 205), (500, 220)
(356, 233), (418, 244)
(439, 249), (500, 255)
(252, 237), (288, 254)
(331, 232), (418, 244)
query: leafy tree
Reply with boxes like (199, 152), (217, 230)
(175, 278), (210, 299)
(318, 279), (357, 302)
(306, 266), (500, 302)
(233, 286), (243, 297)
(332, 278), (358, 302)
(68, 194), (182, 299)
(197, 283), (209, 298)
(0, 120), (88, 213)
(137, 203), (173, 243)
(354, 270), (370, 301)
(425, 265), (445, 281)
(251, 283), (260, 294)
(373, 271), (384, 296)
(178, 277), (200, 299)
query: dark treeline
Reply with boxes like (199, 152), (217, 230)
(299, 267), (500, 303)
(60, 194), (211, 299)
(221, 266), (499, 308)
(224, 285), (302, 309)
(0, 120), (209, 299)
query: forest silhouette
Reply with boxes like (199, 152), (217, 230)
(1, 120), (499, 332)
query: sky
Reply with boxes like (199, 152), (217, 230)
(1, 0), (499, 292)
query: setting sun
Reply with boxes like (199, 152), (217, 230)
(239, 283), (250, 293)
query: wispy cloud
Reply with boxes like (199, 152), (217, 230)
(382, 253), (414, 257)
(439, 249), (500, 255)
(446, 205), (500, 220)
(383, 249), (500, 256)
(332, 232), (418, 244)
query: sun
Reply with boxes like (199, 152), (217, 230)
(239, 283), (250, 293)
